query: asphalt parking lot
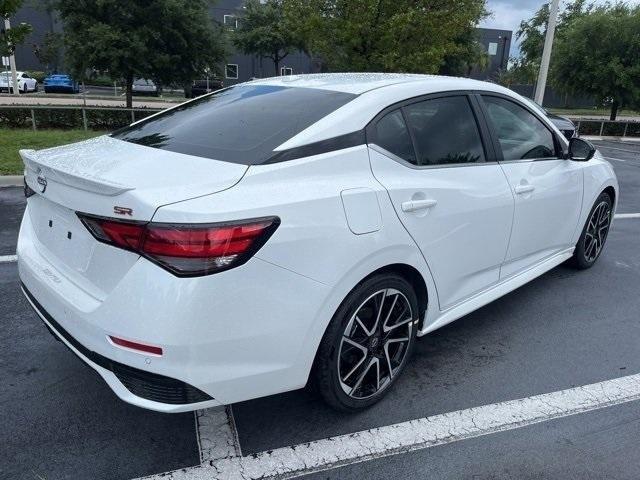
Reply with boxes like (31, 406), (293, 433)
(1, 140), (640, 480)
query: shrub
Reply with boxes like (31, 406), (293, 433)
(0, 108), (33, 128)
(0, 107), (162, 131)
(576, 121), (601, 136)
(26, 71), (46, 83)
(602, 122), (627, 136)
(626, 122), (640, 137)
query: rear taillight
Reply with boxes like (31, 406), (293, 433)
(77, 213), (279, 277)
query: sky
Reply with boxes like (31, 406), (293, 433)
(480, 0), (640, 57)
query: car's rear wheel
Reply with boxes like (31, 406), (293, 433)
(313, 273), (418, 411)
(22, 83), (27, 93)
(571, 192), (612, 269)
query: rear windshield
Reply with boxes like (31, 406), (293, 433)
(112, 85), (356, 165)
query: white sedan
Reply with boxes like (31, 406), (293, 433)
(18, 73), (618, 412)
(0, 71), (38, 93)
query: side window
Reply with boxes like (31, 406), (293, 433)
(403, 96), (485, 166)
(373, 109), (416, 164)
(482, 96), (556, 160)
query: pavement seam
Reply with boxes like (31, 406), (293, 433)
(196, 406), (242, 464)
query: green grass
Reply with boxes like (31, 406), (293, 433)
(0, 129), (105, 175)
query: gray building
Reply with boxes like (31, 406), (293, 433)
(211, 0), (319, 85)
(470, 28), (511, 81)
(10, 1), (511, 83)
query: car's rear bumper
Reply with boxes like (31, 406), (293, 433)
(17, 204), (331, 409)
(21, 283), (218, 412)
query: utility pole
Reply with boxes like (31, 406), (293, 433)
(534, 0), (560, 105)
(3, 17), (20, 96)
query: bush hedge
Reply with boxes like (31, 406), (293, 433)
(576, 120), (640, 137)
(25, 71), (46, 83)
(0, 107), (161, 131)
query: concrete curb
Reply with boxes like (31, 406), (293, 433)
(582, 136), (640, 143)
(0, 175), (23, 187)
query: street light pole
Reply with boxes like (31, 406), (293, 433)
(3, 17), (20, 96)
(534, 0), (560, 105)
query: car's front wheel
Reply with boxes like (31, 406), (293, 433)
(571, 192), (612, 269)
(313, 273), (418, 411)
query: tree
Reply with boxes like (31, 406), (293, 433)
(0, 0), (32, 57)
(33, 31), (63, 72)
(233, 0), (302, 76)
(512, 0), (590, 88)
(439, 29), (489, 77)
(1, 0), (31, 96)
(553, 4), (640, 120)
(57, 0), (226, 107)
(282, 0), (487, 74)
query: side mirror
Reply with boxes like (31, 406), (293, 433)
(568, 137), (596, 161)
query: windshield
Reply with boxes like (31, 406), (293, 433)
(112, 84), (356, 165)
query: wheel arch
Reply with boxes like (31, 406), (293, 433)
(602, 185), (616, 208)
(306, 260), (432, 390)
(357, 263), (429, 327)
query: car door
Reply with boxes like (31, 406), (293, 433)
(368, 93), (514, 310)
(478, 94), (583, 278)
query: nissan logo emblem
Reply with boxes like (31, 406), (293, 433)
(36, 175), (47, 193)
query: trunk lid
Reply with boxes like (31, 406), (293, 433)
(20, 135), (247, 297)
(22, 135), (247, 220)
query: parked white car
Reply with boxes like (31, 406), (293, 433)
(0, 71), (38, 93)
(18, 73), (618, 413)
(131, 78), (159, 96)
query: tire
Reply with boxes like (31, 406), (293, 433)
(22, 83), (27, 93)
(571, 192), (612, 269)
(313, 273), (419, 411)
(34, 83), (38, 92)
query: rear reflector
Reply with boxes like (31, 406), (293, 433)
(78, 214), (280, 277)
(109, 336), (163, 356)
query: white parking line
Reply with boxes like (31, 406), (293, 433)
(615, 213), (640, 219)
(605, 156), (626, 162)
(139, 373), (640, 480)
(0, 255), (17, 263)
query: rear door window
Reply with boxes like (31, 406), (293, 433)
(372, 109), (416, 164)
(112, 85), (356, 165)
(403, 96), (486, 166)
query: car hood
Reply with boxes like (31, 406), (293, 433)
(547, 113), (575, 130)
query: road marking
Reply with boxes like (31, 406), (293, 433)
(605, 156), (626, 162)
(196, 406), (242, 463)
(615, 213), (640, 219)
(0, 255), (17, 263)
(139, 373), (640, 480)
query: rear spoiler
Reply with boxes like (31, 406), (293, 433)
(21, 148), (135, 197)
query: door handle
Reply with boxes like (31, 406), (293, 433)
(514, 184), (535, 195)
(401, 199), (438, 212)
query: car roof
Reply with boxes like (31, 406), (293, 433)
(247, 72), (495, 95)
